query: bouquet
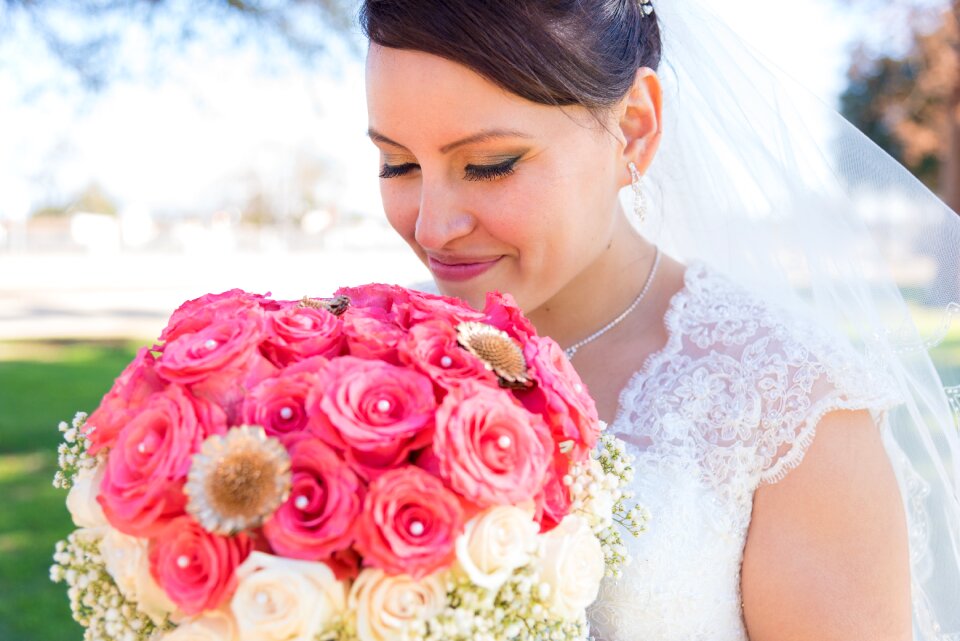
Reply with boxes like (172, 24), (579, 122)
(51, 284), (648, 641)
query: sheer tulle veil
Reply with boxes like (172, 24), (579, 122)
(636, 0), (960, 636)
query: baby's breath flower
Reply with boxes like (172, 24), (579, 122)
(53, 412), (100, 490)
(567, 434), (651, 576)
(393, 565), (590, 641)
(50, 529), (174, 641)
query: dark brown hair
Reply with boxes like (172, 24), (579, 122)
(358, 1), (662, 123)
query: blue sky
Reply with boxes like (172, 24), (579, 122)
(0, 0), (878, 222)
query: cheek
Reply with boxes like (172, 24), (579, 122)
(380, 182), (420, 243)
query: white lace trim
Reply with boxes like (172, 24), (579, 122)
(589, 260), (904, 641)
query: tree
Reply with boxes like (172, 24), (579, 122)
(838, 1), (960, 304)
(0, 0), (360, 91)
(839, 1), (960, 213)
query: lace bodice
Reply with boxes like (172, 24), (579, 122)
(587, 260), (903, 641)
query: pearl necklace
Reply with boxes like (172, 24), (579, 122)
(564, 246), (662, 361)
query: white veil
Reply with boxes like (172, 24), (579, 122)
(640, 0), (960, 637)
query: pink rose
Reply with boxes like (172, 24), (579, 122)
(149, 517), (252, 615)
(263, 436), (365, 562)
(99, 385), (227, 537)
(398, 320), (498, 394)
(307, 357), (436, 478)
(334, 283), (412, 326)
(434, 382), (553, 507)
(85, 347), (166, 455)
(242, 371), (322, 439)
(403, 290), (485, 327)
(160, 289), (274, 344)
(261, 303), (345, 367)
(340, 308), (406, 363)
(519, 336), (601, 461)
(355, 467), (464, 578)
(482, 291), (537, 343)
(327, 548), (362, 582)
(156, 311), (266, 385)
(190, 351), (278, 426)
(534, 451), (574, 533)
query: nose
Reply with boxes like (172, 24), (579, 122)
(413, 179), (476, 251)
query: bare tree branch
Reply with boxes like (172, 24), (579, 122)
(1, 0), (359, 92)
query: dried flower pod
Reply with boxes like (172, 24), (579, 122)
(456, 321), (531, 387)
(185, 425), (292, 536)
(298, 295), (350, 316)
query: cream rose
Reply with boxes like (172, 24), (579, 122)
(162, 609), (238, 641)
(99, 527), (179, 624)
(455, 505), (540, 592)
(230, 551), (347, 641)
(348, 568), (446, 641)
(536, 514), (605, 619)
(66, 463), (107, 528)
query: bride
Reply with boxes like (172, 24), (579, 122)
(359, 0), (960, 639)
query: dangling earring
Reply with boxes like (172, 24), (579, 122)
(629, 161), (647, 225)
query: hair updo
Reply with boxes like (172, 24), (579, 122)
(359, 0), (662, 124)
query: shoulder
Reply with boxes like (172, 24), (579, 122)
(663, 261), (903, 481)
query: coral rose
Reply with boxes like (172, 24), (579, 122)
(98, 385), (227, 537)
(533, 451), (575, 533)
(355, 467), (464, 578)
(520, 335), (601, 461)
(482, 291), (537, 343)
(261, 303), (344, 367)
(398, 320), (498, 394)
(85, 346), (166, 454)
(308, 357), (435, 478)
(433, 382), (553, 507)
(160, 289), (272, 344)
(334, 283), (412, 327)
(403, 289), (485, 328)
(262, 436), (365, 562)
(156, 311), (266, 385)
(340, 308), (406, 363)
(149, 517), (252, 615)
(242, 371), (321, 439)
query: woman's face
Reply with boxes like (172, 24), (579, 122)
(365, 45), (629, 312)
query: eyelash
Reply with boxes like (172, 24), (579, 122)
(378, 157), (520, 181)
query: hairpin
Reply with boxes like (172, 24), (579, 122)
(639, 0), (654, 16)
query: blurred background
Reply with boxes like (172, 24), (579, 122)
(0, 0), (958, 639)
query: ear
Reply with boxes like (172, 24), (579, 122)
(617, 67), (663, 186)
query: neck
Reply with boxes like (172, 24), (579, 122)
(525, 213), (656, 350)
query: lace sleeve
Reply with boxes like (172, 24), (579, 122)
(754, 316), (904, 486)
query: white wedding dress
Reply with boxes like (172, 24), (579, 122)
(587, 259), (904, 641)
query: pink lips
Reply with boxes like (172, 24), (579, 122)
(427, 255), (502, 282)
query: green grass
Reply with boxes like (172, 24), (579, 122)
(0, 340), (144, 641)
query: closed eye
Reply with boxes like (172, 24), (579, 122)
(464, 157), (519, 182)
(379, 162), (419, 179)
(378, 156), (521, 181)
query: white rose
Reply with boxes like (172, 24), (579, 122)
(100, 526), (179, 624)
(230, 551), (347, 641)
(536, 514), (605, 619)
(66, 462), (107, 528)
(455, 504), (540, 592)
(348, 569), (446, 641)
(161, 609), (238, 641)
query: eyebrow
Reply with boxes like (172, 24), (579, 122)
(366, 127), (533, 154)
